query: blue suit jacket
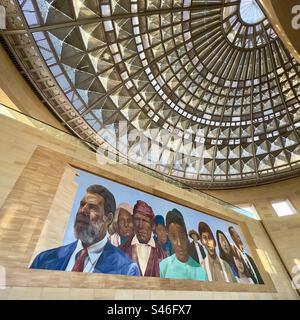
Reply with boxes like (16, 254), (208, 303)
(30, 240), (140, 276)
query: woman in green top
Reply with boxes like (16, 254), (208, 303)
(159, 208), (208, 281)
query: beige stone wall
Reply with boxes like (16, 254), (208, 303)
(0, 114), (36, 209)
(0, 44), (67, 132)
(0, 114), (299, 299)
(205, 178), (300, 295)
(29, 165), (79, 265)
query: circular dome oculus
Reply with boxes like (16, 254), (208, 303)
(239, 0), (266, 24)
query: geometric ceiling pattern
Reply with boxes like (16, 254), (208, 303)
(1, 0), (300, 188)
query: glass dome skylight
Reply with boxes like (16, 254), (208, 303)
(2, 0), (300, 189)
(239, 0), (265, 24)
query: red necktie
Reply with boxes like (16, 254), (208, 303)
(71, 247), (88, 272)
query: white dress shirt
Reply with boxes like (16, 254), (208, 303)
(235, 276), (255, 284)
(0, 6), (6, 30)
(195, 241), (204, 264)
(65, 234), (108, 272)
(131, 234), (156, 276)
(109, 233), (121, 247)
(204, 255), (230, 282)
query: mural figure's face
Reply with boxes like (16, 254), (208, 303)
(218, 233), (231, 255)
(201, 232), (216, 257)
(155, 224), (168, 245)
(191, 234), (198, 243)
(117, 209), (134, 238)
(133, 212), (153, 244)
(234, 255), (245, 275)
(231, 228), (244, 251)
(74, 192), (111, 245)
(168, 223), (189, 263)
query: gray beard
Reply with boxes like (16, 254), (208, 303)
(74, 220), (104, 246)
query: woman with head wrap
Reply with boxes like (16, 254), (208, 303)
(109, 203), (134, 247)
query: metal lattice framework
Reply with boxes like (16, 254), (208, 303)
(1, 0), (300, 189)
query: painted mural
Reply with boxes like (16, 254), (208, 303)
(30, 169), (264, 285)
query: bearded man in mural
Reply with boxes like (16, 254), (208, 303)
(30, 185), (140, 276)
(228, 226), (264, 284)
(119, 200), (166, 277)
(199, 222), (235, 283)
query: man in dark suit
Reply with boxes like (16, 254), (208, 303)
(30, 184), (140, 276)
(188, 229), (206, 264)
(228, 226), (264, 284)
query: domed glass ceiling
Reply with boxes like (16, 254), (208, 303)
(239, 0), (265, 25)
(2, 0), (300, 188)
